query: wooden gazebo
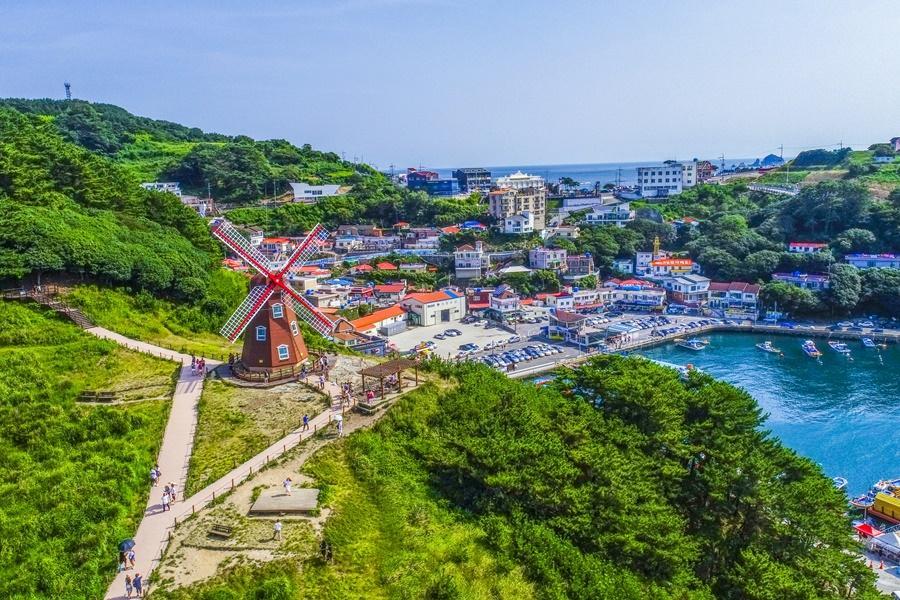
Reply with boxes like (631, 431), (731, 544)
(359, 358), (418, 401)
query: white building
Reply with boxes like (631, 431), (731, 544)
(613, 258), (634, 273)
(496, 171), (545, 191)
(681, 161), (697, 188)
(561, 192), (616, 211)
(141, 182), (182, 197)
(400, 290), (466, 327)
(636, 162), (688, 198)
(503, 212), (534, 235)
(528, 247), (568, 271)
(581, 202), (635, 227)
(289, 182), (342, 203)
(454, 241), (489, 279)
(489, 186), (547, 231)
(635, 251), (655, 275)
(845, 254), (900, 269)
(663, 274), (711, 306)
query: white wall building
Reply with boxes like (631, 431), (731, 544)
(613, 258), (634, 273)
(582, 202), (635, 227)
(529, 247), (568, 271)
(454, 241), (489, 279)
(496, 171), (545, 191)
(400, 290), (466, 327)
(503, 212), (535, 235)
(289, 182), (342, 203)
(561, 192), (616, 211)
(141, 182), (182, 197)
(636, 163), (684, 198)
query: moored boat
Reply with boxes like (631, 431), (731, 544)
(862, 337), (877, 348)
(832, 476), (848, 491)
(755, 340), (782, 354)
(676, 338), (709, 351)
(802, 340), (822, 358)
(828, 340), (851, 355)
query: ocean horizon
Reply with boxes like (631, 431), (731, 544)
(425, 158), (759, 187)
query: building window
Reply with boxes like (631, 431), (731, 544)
(272, 303), (285, 319)
(277, 344), (290, 360)
(290, 320), (299, 336)
(256, 326), (267, 341)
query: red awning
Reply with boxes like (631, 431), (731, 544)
(855, 523), (882, 537)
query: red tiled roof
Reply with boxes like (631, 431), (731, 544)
(353, 264), (374, 272)
(374, 284), (406, 294)
(376, 262), (398, 270)
(789, 241), (827, 248)
(441, 226), (461, 235)
(403, 291), (452, 304)
(350, 305), (405, 330)
(456, 244), (475, 251)
(552, 310), (588, 324)
(709, 281), (760, 294)
(262, 237), (291, 244)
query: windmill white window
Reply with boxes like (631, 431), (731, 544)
(277, 344), (290, 360)
(272, 303), (285, 319)
(290, 320), (299, 336)
(256, 326), (267, 341)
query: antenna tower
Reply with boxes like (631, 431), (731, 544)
(64, 82), (72, 100)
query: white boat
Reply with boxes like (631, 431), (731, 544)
(801, 340), (822, 358)
(832, 476), (848, 491)
(676, 338), (709, 351)
(755, 340), (782, 354)
(828, 340), (851, 355)
(862, 337), (879, 349)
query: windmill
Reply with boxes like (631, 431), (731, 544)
(210, 219), (333, 373)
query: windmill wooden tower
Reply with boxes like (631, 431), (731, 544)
(210, 219), (333, 374)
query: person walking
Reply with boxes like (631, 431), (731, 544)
(168, 482), (177, 502)
(161, 490), (170, 512)
(150, 467), (158, 487)
(133, 573), (143, 597)
(126, 548), (136, 569)
(337, 419), (344, 437)
(318, 374), (325, 389)
(283, 477), (293, 495)
(273, 519), (283, 541)
(125, 574), (133, 598)
(302, 414), (309, 431)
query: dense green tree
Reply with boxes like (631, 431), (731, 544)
(832, 228), (877, 254)
(824, 264), (862, 313)
(759, 281), (821, 315)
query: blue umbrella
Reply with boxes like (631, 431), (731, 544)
(118, 539), (135, 552)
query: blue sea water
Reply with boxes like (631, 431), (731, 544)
(433, 159), (755, 187)
(639, 332), (900, 495)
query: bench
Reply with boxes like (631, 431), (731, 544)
(78, 391), (98, 402)
(209, 523), (233, 539)
(97, 392), (117, 402)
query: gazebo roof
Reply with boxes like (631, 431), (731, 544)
(360, 358), (417, 378)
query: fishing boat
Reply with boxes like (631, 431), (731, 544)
(850, 491), (876, 509)
(862, 337), (877, 348)
(801, 340), (822, 358)
(848, 478), (900, 510)
(755, 340), (782, 354)
(676, 338), (709, 351)
(832, 476), (848, 491)
(828, 340), (851, 355)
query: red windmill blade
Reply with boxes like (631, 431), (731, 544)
(210, 219), (334, 342)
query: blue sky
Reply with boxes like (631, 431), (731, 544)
(1, 0), (898, 168)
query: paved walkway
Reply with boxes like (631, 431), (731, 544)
(95, 325), (345, 599)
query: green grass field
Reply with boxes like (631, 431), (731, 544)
(157, 382), (535, 600)
(66, 283), (241, 358)
(114, 133), (207, 182)
(185, 380), (330, 496)
(0, 301), (176, 599)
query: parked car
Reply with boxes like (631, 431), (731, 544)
(508, 335), (521, 344)
(445, 329), (462, 336)
(434, 333), (446, 340)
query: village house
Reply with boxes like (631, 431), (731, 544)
(260, 237), (294, 257)
(602, 279), (667, 311)
(503, 212), (535, 235)
(581, 201), (635, 227)
(788, 242), (828, 254)
(330, 319), (388, 356)
(529, 247), (568, 271)
(288, 182), (343, 203)
(349, 305), (408, 336)
(373, 282), (407, 303)
(649, 257), (696, 278)
(844, 253), (900, 269)
(613, 258), (634, 273)
(334, 236), (363, 252)
(707, 281), (760, 316)
(662, 274), (711, 307)
(454, 241), (489, 279)
(564, 254), (595, 279)
(338, 224), (383, 237)
(772, 272), (830, 290)
(400, 290), (466, 326)
(349, 263), (374, 275)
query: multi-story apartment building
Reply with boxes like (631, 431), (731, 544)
(452, 168), (492, 193)
(488, 185), (546, 230)
(454, 241), (490, 279)
(662, 274), (710, 306)
(529, 247), (567, 271)
(636, 161), (696, 198)
(565, 254), (595, 278)
(708, 282), (760, 315)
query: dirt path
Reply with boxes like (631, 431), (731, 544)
(153, 386), (412, 593)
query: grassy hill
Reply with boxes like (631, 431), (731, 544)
(0, 301), (176, 598)
(155, 358), (877, 599)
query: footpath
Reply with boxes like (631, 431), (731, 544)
(93, 327), (343, 600)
